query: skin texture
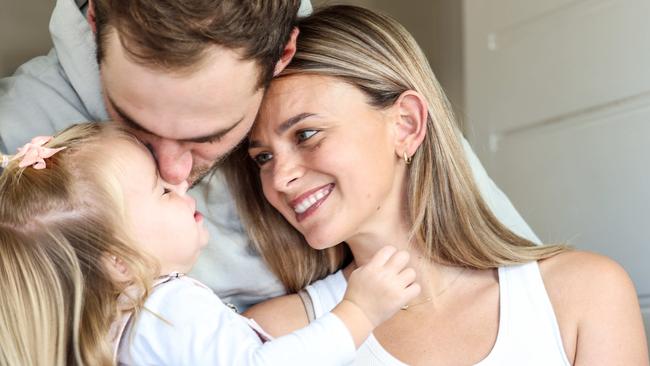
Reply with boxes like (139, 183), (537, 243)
(112, 139), (209, 275)
(87, 1), (298, 186)
(244, 75), (649, 365)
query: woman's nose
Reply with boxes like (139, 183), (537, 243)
(272, 154), (304, 191)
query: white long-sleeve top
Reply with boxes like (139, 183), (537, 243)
(113, 274), (355, 365)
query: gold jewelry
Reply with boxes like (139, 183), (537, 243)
(401, 267), (467, 310)
(403, 151), (412, 165)
(400, 296), (432, 310)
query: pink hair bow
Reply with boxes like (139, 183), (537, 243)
(14, 136), (66, 170)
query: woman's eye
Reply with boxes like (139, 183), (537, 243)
(253, 152), (273, 166)
(296, 129), (318, 142)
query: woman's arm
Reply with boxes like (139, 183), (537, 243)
(243, 294), (309, 337)
(541, 251), (649, 365)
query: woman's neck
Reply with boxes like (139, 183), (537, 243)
(345, 222), (460, 302)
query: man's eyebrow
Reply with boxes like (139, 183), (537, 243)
(108, 96), (152, 135)
(248, 113), (317, 149)
(108, 95), (243, 143)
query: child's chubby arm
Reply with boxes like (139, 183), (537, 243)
(246, 246), (420, 347)
(120, 276), (357, 365)
(119, 247), (417, 364)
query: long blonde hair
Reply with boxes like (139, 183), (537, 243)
(224, 5), (566, 292)
(0, 123), (158, 365)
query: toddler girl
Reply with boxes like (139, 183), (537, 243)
(0, 123), (419, 365)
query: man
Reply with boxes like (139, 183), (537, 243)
(0, 0), (538, 310)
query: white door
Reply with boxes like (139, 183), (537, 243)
(464, 0), (650, 347)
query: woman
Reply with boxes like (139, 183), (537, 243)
(225, 5), (649, 365)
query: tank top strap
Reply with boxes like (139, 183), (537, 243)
(478, 262), (570, 365)
(305, 270), (347, 318)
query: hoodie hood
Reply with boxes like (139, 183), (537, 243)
(49, 0), (107, 121)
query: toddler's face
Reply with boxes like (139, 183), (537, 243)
(112, 139), (209, 275)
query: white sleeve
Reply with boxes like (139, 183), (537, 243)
(119, 278), (355, 366)
(462, 137), (541, 243)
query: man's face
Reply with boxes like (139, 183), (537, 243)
(100, 31), (264, 185)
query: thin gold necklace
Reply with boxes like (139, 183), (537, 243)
(401, 267), (467, 310)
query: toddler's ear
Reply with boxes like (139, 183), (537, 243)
(104, 254), (131, 283)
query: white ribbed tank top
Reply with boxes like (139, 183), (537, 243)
(305, 261), (571, 365)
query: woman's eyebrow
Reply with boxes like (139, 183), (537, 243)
(249, 112), (318, 148)
(275, 113), (317, 135)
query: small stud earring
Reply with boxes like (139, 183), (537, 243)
(403, 151), (412, 165)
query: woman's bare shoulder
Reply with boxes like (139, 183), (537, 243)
(539, 250), (634, 302)
(243, 293), (309, 338)
(539, 250), (648, 364)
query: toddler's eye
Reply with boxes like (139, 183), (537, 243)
(297, 129), (318, 142)
(253, 152), (273, 166)
(163, 187), (172, 195)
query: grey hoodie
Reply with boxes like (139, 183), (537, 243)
(0, 0), (538, 311)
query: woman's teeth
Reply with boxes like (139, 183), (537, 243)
(293, 186), (332, 214)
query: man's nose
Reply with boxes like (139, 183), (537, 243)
(153, 140), (193, 185)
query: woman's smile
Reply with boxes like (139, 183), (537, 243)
(290, 183), (335, 222)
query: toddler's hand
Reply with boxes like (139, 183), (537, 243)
(343, 246), (420, 328)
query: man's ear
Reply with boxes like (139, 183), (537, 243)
(273, 27), (300, 76)
(87, 0), (97, 34)
(392, 90), (428, 161)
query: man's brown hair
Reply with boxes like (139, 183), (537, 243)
(93, 0), (301, 87)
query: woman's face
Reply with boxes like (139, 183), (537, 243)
(112, 138), (209, 274)
(248, 75), (405, 249)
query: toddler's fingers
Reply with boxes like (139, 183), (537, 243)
(404, 283), (421, 302)
(385, 250), (410, 272)
(368, 245), (397, 267)
(397, 267), (417, 287)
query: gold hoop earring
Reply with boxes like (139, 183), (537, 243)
(403, 151), (412, 165)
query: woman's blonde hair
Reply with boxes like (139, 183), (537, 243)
(224, 5), (567, 292)
(0, 123), (158, 366)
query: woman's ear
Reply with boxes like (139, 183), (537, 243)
(392, 90), (428, 161)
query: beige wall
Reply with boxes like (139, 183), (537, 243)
(312, 0), (464, 120)
(0, 0), (55, 77)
